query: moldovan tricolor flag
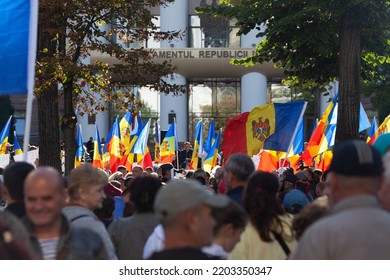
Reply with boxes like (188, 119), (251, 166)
(154, 120), (161, 164)
(222, 102), (306, 161)
(119, 111), (132, 149)
(301, 95), (337, 165)
(160, 122), (177, 163)
(109, 117), (122, 173)
(367, 117), (378, 145)
(0, 116), (12, 154)
(370, 115), (390, 145)
(92, 124), (103, 169)
(189, 120), (203, 170)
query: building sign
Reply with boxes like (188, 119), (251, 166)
(152, 49), (256, 59)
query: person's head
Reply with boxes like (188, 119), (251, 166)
(117, 165), (128, 177)
(145, 166), (154, 174)
(313, 169), (323, 184)
(303, 168), (314, 182)
(108, 171), (125, 190)
(3, 162), (35, 202)
(24, 167), (66, 235)
(160, 163), (174, 181)
(211, 201), (248, 253)
(327, 140), (383, 205)
(185, 170), (194, 179)
(194, 168), (209, 185)
(130, 176), (161, 213)
(67, 164), (108, 210)
(184, 141), (191, 151)
(292, 199), (329, 240)
(214, 166), (224, 182)
(283, 189), (309, 214)
(132, 165), (144, 178)
(283, 173), (299, 191)
(244, 171), (285, 242)
(154, 179), (229, 249)
(223, 153), (255, 191)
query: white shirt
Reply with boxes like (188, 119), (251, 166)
(142, 224), (164, 259)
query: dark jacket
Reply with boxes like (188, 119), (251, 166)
(5, 201), (26, 219)
(23, 215), (108, 260)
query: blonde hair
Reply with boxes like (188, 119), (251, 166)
(67, 164), (108, 201)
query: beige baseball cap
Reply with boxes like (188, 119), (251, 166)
(154, 179), (229, 218)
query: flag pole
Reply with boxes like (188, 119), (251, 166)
(174, 118), (179, 170)
(23, 0), (39, 161)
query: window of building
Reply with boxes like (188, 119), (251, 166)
(188, 79), (241, 143)
(110, 85), (160, 129)
(110, 81), (241, 145)
(88, 114), (96, 125)
(14, 118), (25, 136)
(112, 17), (160, 49)
(189, 15), (240, 48)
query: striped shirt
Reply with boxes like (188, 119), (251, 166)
(38, 238), (59, 260)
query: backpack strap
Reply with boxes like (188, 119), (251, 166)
(69, 214), (90, 223)
(271, 230), (290, 257)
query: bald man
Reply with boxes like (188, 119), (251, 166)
(23, 167), (108, 260)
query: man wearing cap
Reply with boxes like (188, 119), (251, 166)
(149, 179), (229, 259)
(291, 140), (390, 259)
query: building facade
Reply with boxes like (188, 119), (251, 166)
(83, 0), (285, 143)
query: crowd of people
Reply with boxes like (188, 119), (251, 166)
(0, 134), (390, 260)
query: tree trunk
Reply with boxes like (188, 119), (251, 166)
(62, 81), (77, 175)
(37, 86), (61, 172)
(337, 12), (362, 142)
(36, 15), (61, 172)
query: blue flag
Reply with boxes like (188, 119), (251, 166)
(0, 0), (38, 95)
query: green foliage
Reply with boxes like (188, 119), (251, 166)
(36, 0), (185, 115)
(198, 0), (390, 87)
(363, 62), (390, 122)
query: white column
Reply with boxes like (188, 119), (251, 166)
(77, 55), (109, 140)
(160, 1), (188, 48)
(160, 1), (188, 141)
(77, 111), (110, 142)
(160, 74), (187, 142)
(241, 73), (268, 112)
(240, 24), (267, 112)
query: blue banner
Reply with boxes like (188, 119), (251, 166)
(0, 0), (33, 94)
